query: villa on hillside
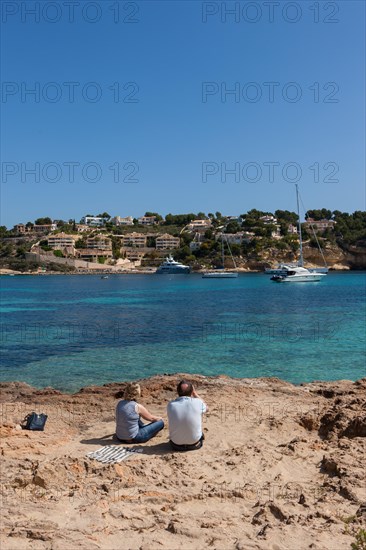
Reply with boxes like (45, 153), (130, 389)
(86, 236), (112, 251)
(217, 232), (255, 245)
(33, 223), (58, 233)
(304, 218), (336, 232)
(80, 216), (105, 227)
(47, 233), (77, 249)
(122, 233), (147, 247)
(155, 234), (180, 250)
(13, 224), (30, 234)
(75, 224), (91, 233)
(288, 224), (298, 234)
(76, 248), (113, 261)
(111, 216), (134, 226)
(259, 215), (277, 224)
(187, 219), (212, 232)
(137, 216), (157, 226)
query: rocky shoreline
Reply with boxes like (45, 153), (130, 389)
(0, 374), (365, 549)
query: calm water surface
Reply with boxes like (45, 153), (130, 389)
(0, 272), (365, 392)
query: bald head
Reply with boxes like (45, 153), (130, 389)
(177, 380), (193, 397)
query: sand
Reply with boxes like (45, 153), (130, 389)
(0, 374), (365, 550)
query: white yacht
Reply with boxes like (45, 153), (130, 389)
(265, 263), (328, 275)
(270, 266), (327, 283)
(156, 255), (190, 274)
(265, 263), (298, 275)
(267, 185), (328, 281)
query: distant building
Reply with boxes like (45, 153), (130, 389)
(304, 218), (336, 232)
(288, 224), (298, 235)
(227, 216), (243, 224)
(190, 232), (203, 251)
(86, 236), (112, 251)
(13, 223), (27, 234)
(217, 232), (254, 245)
(112, 216), (134, 226)
(124, 249), (147, 261)
(138, 216), (157, 226)
(187, 219), (212, 232)
(47, 233), (77, 249)
(76, 248), (113, 261)
(155, 234), (180, 250)
(271, 225), (282, 239)
(80, 216), (105, 227)
(122, 232), (147, 247)
(33, 223), (57, 233)
(217, 232), (243, 245)
(259, 215), (277, 224)
(75, 224), (90, 233)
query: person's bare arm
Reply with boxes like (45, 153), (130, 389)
(137, 404), (162, 422)
(192, 386), (208, 410)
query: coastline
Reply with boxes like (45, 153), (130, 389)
(0, 265), (356, 276)
(1, 373), (365, 549)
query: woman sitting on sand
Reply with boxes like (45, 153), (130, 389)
(116, 383), (164, 444)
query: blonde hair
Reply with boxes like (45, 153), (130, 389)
(123, 383), (141, 401)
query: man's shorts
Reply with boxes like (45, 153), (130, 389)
(169, 433), (204, 452)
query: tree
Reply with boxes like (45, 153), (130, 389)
(75, 238), (86, 249)
(275, 210), (298, 224)
(97, 212), (111, 220)
(305, 209), (332, 221)
(225, 221), (241, 234)
(111, 237), (122, 259)
(35, 217), (52, 225)
(164, 213), (196, 226)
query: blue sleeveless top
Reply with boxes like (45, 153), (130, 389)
(116, 400), (139, 439)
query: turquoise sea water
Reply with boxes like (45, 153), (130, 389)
(0, 272), (365, 392)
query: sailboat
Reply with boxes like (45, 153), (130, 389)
(270, 185), (327, 283)
(202, 234), (238, 278)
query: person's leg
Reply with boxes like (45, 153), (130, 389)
(133, 420), (164, 443)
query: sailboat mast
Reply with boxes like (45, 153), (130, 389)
(222, 234), (225, 269)
(295, 184), (304, 267)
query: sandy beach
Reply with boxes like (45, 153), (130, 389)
(0, 374), (365, 550)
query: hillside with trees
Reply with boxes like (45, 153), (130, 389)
(1, 209), (365, 272)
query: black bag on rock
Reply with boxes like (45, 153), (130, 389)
(23, 412), (48, 431)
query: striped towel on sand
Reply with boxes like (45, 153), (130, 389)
(86, 446), (143, 464)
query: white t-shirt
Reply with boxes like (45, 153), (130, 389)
(167, 396), (207, 445)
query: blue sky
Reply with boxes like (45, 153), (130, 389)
(1, 0), (365, 227)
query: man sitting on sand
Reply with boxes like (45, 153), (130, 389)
(116, 382), (164, 443)
(167, 380), (207, 451)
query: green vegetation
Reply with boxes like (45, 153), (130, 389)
(2, 209), (365, 270)
(351, 529), (366, 550)
(333, 211), (366, 245)
(164, 213), (197, 226)
(34, 217), (52, 225)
